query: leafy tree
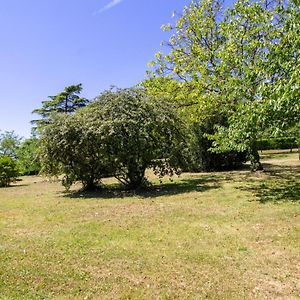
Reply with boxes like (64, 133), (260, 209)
(0, 156), (19, 187)
(145, 0), (254, 169)
(40, 113), (111, 191)
(16, 138), (41, 175)
(211, 0), (300, 168)
(89, 88), (188, 188)
(40, 88), (187, 190)
(0, 131), (21, 159)
(32, 84), (89, 128)
(146, 0), (296, 170)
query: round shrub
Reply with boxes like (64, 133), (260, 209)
(40, 88), (188, 190)
(40, 113), (112, 191)
(87, 88), (188, 189)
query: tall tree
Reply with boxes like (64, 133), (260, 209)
(145, 0), (296, 170)
(32, 84), (89, 128)
(211, 0), (300, 165)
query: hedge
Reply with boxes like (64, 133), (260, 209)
(256, 137), (298, 151)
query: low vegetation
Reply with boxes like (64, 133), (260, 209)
(0, 153), (299, 299)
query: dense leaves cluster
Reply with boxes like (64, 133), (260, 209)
(16, 138), (41, 175)
(145, 0), (300, 169)
(0, 156), (18, 187)
(40, 89), (187, 190)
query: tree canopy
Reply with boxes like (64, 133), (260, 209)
(145, 0), (299, 170)
(32, 84), (89, 129)
(40, 88), (187, 190)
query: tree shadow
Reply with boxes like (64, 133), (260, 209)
(65, 176), (222, 200)
(5, 183), (29, 188)
(239, 163), (300, 203)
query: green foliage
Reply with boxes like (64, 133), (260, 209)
(32, 84), (89, 129)
(40, 113), (111, 191)
(203, 0), (299, 160)
(188, 122), (247, 171)
(16, 138), (41, 175)
(89, 88), (187, 188)
(256, 137), (298, 151)
(0, 156), (19, 187)
(261, 1), (300, 133)
(0, 131), (21, 159)
(146, 0), (299, 170)
(40, 88), (187, 190)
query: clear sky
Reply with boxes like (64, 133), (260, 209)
(0, 0), (232, 138)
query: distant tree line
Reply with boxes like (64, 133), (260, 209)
(0, 132), (40, 187)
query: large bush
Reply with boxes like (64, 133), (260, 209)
(40, 113), (112, 191)
(0, 156), (19, 187)
(40, 88), (187, 190)
(88, 89), (187, 188)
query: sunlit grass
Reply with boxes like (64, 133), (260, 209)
(0, 153), (299, 299)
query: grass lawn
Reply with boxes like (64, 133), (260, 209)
(0, 153), (299, 299)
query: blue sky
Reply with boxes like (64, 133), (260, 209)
(0, 0), (232, 138)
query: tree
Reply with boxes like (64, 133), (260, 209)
(145, 0), (296, 170)
(16, 138), (41, 175)
(211, 0), (300, 167)
(32, 84), (89, 128)
(40, 88), (188, 190)
(89, 88), (188, 188)
(0, 156), (19, 187)
(0, 131), (21, 159)
(145, 0), (255, 169)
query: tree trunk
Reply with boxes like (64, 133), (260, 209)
(248, 144), (263, 172)
(127, 163), (146, 189)
(83, 175), (97, 191)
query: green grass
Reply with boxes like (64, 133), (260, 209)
(0, 153), (299, 299)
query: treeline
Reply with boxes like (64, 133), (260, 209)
(256, 137), (298, 151)
(0, 132), (40, 187)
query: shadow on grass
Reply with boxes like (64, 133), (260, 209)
(260, 153), (290, 160)
(240, 163), (300, 203)
(6, 184), (29, 188)
(65, 176), (222, 200)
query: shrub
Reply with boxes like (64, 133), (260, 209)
(40, 113), (112, 191)
(88, 88), (187, 188)
(40, 88), (188, 190)
(0, 156), (19, 187)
